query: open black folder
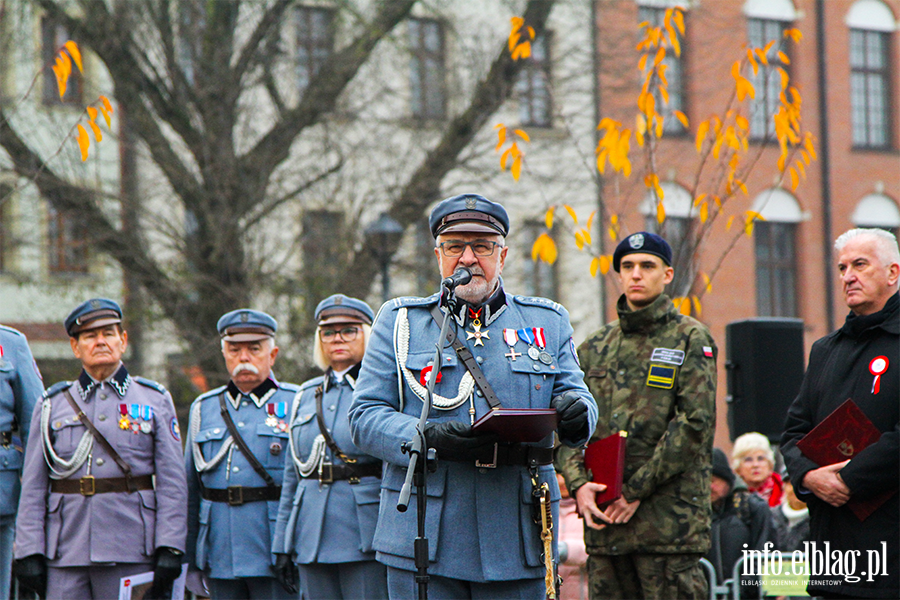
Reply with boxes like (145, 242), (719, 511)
(796, 398), (895, 521)
(472, 408), (559, 444)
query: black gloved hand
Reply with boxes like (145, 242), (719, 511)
(147, 547), (183, 600)
(552, 391), (589, 443)
(424, 421), (501, 462)
(15, 554), (47, 599)
(272, 553), (299, 594)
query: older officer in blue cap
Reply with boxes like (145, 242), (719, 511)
(272, 294), (386, 599)
(0, 323), (44, 600)
(14, 298), (187, 600)
(185, 309), (300, 599)
(349, 193), (598, 599)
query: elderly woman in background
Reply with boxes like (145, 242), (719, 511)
(272, 295), (386, 600)
(732, 431), (783, 507)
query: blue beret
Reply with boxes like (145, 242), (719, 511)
(315, 294), (374, 326)
(429, 193), (510, 238)
(613, 232), (673, 272)
(217, 309), (277, 342)
(65, 298), (123, 337)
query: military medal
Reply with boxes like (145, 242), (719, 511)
(266, 403), (279, 429)
(130, 404), (140, 421)
(465, 308), (489, 347)
(141, 405), (153, 422)
(533, 328), (553, 365)
(118, 404), (130, 429)
(869, 356), (888, 394)
(518, 328), (540, 360)
(503, 329), (521, 361)
(140, 422), (152, 434)
(131, 422), (141, 434)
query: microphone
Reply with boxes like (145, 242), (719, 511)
(441, 267), (472, 290)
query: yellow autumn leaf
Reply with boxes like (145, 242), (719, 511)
(511, 155), (523, 181)
(58, 51), (72, 80)
(692, 295), (702, 317)
(586, 211), (596, 231)
(511, 42), (531, 60)
(52, 63), (67, 99)
(700, 202), (709, 223)
(536, 233), (558, 264)
(726, 215), (735, 231)
(654, 46), (665, 67)
(636, 114), (647, 137)
(789, 166), (798, 190)
(100, 95), (114, 114)
(514, 129), (530, 142)
(670, 25), (681, 57)
(777, 51), (790, 65)
(673, 297), (691, 315)
(500, 147), (512, 170)
(599, 255), (611, 275)
(736, 114), (749, 130)
(656, 201), (666, 225)
(495, 125), (506, 151)
(596, 149), (609, 174)
(63, 40), (83, 74)
(778, 67), (789, 91)
(76, 124), (90, 161)
(785, 28), (802, 43)
(581, 228), (592, 245)
(674, 110), (688, 128)
(696, 121), (709, 152)
(590, 257), (601, 277)
(564, 204), (578, 224)
(608, 226), (617, 241)
(638, 54), (648, 72)
(574, 230), (585, 250)
(527, 26), (535, 40)
(545, 206), (555, 230)
(693, 193), (707, 207)
(702, 272), (712, 293)
(88, 119), (102, 142)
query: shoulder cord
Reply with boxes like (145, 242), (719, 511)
(395, 307), (475, 410)
(190, 399), (234, 473)
(40, 395), (93, 479)
(287, 388), (327, 478)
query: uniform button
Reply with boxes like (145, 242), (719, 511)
(329, 405), (336, 411)
(96, 458), (105, 466)
(532, 364), (540, 371)
(476, 390), (483, 397)
(233, 467), (240, 473)
(237, 422), (244, 428)
(535, 384), (541, 390)
(98, 415), (107, 421)
(618, 370), (625, 376)
(54, 421), (62, 428)
(100, 393), (107, 400)
(476, 356), (484, 364)
(213, 428), (221, 434)
(692, 496), (698, 502)
(242, 401), (249, 407)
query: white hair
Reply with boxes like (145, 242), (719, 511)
(834, 228), (900, 268)
(731, 432), (774, 470)
(313, 323), (371, 371)
(220, 337), (276, 351)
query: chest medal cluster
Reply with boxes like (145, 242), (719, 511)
(118, 403), (153, 434)
(265, 401), (289, 432)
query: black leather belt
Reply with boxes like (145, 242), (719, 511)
(475, 443), (554, 469)
(50, 474), (154, 496)
(300, 461), (382, 484)
(202, 485), (281, 505)
(0, 431), (11, 447)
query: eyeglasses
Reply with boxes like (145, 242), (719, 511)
(438, 240), (501, 258)
(319, 326), (360, 342)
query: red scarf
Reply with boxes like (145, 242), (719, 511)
(748, 471), (784, 507)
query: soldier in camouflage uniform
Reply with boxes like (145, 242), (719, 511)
(556, 232), (718, 600)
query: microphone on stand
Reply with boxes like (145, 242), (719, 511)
(441, 267), (472, 290)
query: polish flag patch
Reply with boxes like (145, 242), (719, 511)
(702, 346), (714, 358)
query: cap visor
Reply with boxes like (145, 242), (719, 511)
(222, 332), (273, 342)
(73, 317), (121, 335)
(438, 222), (504, 236)
(318, 315), (367, 327)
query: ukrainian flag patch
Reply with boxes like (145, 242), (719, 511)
(646, 364), (676, 389)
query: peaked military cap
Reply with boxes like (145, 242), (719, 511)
(315, 294), (374, 327)
(613, 231), (673, 272)
(217, 309), (277, 342)
(429, 193), (510, 238)
(65, 298), (123, 337)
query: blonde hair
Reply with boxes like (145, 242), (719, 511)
(731, 432), (774, 470)
(313, 323), (371, 371)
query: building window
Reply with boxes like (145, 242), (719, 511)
(638, 6), (686, 135)
(409, 18), (445, 120)
(296, 6), (335, 96)
(302, 209), (344, 301)
(47, 202), (88, 273)
(522, 221), (558, 300)
(850, 29), (891, 149)
(517, 33), (552, 127)
(852, 193), (900, 239)
(42, 16), (82, 105)
(747, 18), (790, 140)
(755, 222), (797, 317)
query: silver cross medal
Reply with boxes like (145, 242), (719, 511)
(466, 319), (490, 347)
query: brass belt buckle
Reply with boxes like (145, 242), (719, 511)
(80, 475), (96, 496)
(227, 485), (244, 505)
(319, 462), (334, 484)
(475, 443), (498, 469)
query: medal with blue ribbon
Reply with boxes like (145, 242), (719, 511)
(517, 328), (541, 361)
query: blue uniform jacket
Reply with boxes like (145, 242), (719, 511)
(349, 290), (597, 582)
(0, 326), (43, 516)
(272, 370), (382, 564)
(185, 376), (300, 579)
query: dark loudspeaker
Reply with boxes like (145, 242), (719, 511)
(725, 318), (805, 443)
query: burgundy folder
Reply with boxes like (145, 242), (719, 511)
(796, 398), (894, 521)
(584, 431), (628, 509)
(471, 408), (559, 443)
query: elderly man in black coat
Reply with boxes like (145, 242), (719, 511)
(781, 228), (899, 599)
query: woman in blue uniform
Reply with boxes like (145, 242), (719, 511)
(272, 294), (386, 599)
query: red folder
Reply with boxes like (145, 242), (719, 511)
(471, 408), (559, 443)
(584, 431), (628, 509)
(796, 398), (895, 521)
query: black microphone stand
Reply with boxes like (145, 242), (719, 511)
(398, 284), (457, 600)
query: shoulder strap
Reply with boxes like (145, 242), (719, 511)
(314, 380), (356, 464)
(429, 304), (502, 410)
(62, 389), (135, 488)
(218, 392), (276, 487)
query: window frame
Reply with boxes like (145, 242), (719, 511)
(849, 27), (893, 150)
(408, 17), (447, 121)
(521, 220), (559, 301)
(638, 5), (687, 136)
(754, 221), (798, 317)
(746, 17), (792, 141)
(41, 15), (83, 106)
(47, 202), (88, 274)
(517, 31), (553, 128)
(296, 5), (336, 97)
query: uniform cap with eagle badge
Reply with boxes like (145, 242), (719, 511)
(217, 309), (277, 342)
(429, 193), (510, 238)
(612, 231), (673, 272)
(64, 298), (123, 337)
(314, 294), (374, 327)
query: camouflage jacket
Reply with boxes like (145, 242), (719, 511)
(557, 293), (717, 554)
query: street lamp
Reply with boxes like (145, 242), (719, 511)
(365, 212), (404, 302)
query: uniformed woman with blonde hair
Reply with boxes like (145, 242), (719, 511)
(272, 294), (386, 599)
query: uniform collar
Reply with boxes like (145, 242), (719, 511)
(841, 292), (899, 337)
(616, 293), (675, 334)
(446, 283), (507, 328)
(226, 376), (278, 409)
(77, 363), (131, 402)
(324, 362), (361, 392)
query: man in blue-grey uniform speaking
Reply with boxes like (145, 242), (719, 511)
(0, 324), (44, 600)
(15, 298), (187, 600)
(185, 309), (300, 599)
(349, 193), (598, 599)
